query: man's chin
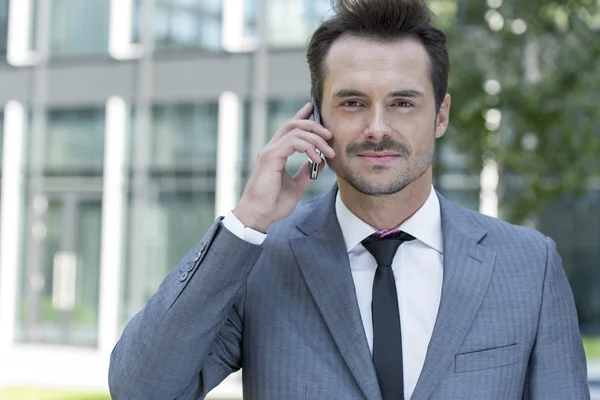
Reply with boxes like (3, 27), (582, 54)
(342, 177), (410, 197)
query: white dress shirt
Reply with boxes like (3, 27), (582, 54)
(222, 186), (444, 399)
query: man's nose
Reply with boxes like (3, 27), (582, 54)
(363, 107), (392, 140)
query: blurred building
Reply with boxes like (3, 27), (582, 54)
(0, 0), (597, 395)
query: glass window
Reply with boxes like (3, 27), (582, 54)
(265, 0), (333, 48)
(120, 189), (216, 327)
(50, 0), (110, 56)
(29, 0), (38, 51)
(0, 0), (8, 57)
(437, 135), (475, 176)
(72, 200), (103, 345)
(155, 0), (222, 51)
(149, 191), (215, 285)
(538, 190), (600, 334)
(239, 101), (253, 195)
(244, 0), (258, 38)
(45, 108), (105, 173)
(132, 0), (141, 44)
(151, 102), (219, 170)
(121, 101), (220, 327)
(17, 196), (103, 347)
(434, 134), (480, 211)
(0, 111), (4, 167)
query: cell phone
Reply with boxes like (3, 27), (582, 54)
(310, 100), (324, 180)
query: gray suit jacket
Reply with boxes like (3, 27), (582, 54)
(109, 186), (590, 399)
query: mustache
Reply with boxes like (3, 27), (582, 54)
(346, 137), (411, 157)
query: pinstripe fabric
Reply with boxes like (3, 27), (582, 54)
(109, 184), (590, 400)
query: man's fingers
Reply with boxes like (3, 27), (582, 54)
(284, 133), (334, 162)
(285, 129), (335, 158)
(288, 138), (323, 164)
(272, 119), (332, 143)
(288, 120), (332, 139)
(271, 103), (333, 143)
(263, 136), (324, 166)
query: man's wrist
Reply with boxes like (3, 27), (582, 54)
(232, 207), (270, 234)
(222, 212), (266, 245)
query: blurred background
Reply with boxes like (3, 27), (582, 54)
(0, 0), (598, 398)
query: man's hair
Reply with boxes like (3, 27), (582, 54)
(306, 0), (449, 113)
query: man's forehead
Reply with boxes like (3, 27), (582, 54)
(323, 35), (432, 89)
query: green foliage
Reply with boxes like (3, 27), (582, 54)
(441, 0), (600, 224)
(0, 387), (110, 400)
(583, 336), (600, 360)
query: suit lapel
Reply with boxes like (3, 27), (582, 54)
(411, 195), (496, 400)
(289, 186), (382, 400)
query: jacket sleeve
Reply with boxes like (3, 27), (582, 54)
(108, 217), (263, 399)
(525, 236), (590, 399)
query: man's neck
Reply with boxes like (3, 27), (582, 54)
(337, 170), (433, 230)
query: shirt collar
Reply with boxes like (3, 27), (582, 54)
(335, 186), (444, 254)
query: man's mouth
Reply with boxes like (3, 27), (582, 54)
(356, 152), (401, 165)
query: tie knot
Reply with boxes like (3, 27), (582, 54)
(361, 231), (415, 267)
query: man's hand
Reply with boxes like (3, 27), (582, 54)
(233, 102), (336, 233)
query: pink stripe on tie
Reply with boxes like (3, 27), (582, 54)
(373, 228), (403, 239)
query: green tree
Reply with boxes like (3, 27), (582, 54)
(436, 0), (600, 224)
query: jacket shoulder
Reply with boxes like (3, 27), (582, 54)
(450, 202), (551, 260)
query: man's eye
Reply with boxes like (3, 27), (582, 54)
(341, 101), (362, 107)
(396, 101), (414, 108)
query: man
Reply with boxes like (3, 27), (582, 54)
(108, 0), (590, 398)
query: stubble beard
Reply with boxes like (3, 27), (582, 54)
(327, 135), (436, 197)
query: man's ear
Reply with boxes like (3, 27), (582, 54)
(435, 94), (451, 139)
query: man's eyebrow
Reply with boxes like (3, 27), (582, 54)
(333, 89), (367, 98)
(333, 89), (425, 98)
(389, 90), (425, 98)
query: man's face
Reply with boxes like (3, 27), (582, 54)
(321, 35), (450, 196)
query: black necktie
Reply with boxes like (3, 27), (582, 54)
(362, 231), (415, 400)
